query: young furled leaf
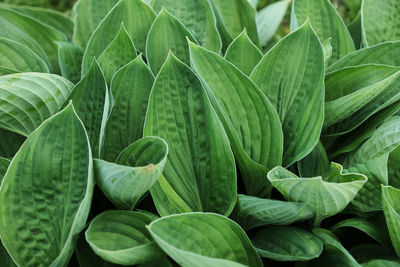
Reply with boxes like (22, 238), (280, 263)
(382, 186), (400, 258)
(57, 41), (84, 83)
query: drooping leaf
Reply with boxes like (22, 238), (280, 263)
(85, 210), (164, 265)
(94, 136), (168, 210)
(144, 52), (236, 215)
(224, 29), (262, 75)
(382, 185), (400, 257)
(148, 212), (263, 267)
(0, 72), (74, 136)
(57, 41), (84, 84)
(189, 41), (283, 197)
(298, 141), (330, 177)
(251, 21), (324, 166)
(0, 103), (93, 267)
(0, 128), (25, 158)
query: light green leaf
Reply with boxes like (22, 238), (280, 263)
(291, 0), (355, 64)
(251, 226), (323, 261)
(0, 37), (49, 73)
(102, 56), (154, 162)
(248, 0), (258, 9)
(268, 162), (367, 226)
(0, 128), (25, 158)
(85, 210), (164, 266)
(94, 136), (168, 210)
(150, 0), (222, 52)
(0, 103), (93, 267)
(361, 0), (400, 46)
(382, 185), (400, 258)
(224, 29), (262, 75)
(232, 194), (314, 230)
(0, 72), (74, 136)
(57, 41), (84, 84)
(144, 53), (236, 215)
(298, 141), (330, 177)
(82, 0), (155, 74)
(148, 212), (263, 267)
(0, 156), (10, 181)
(189, 41), (283, 197)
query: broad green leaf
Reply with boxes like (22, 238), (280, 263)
(98, 23), (137, 84)
(232, 194), (314, 230)
(71, 60), (109, 157)
(189, 41), (283, 197)
(389, 145), (400, 189)
(81, 0), (155, 74)
(256, 0), (290, 47)
(102, 56), (154, 162)
(0, 128), (25, 158)
(361, 0), (400, 46)
(268, 162), (367, 226)
(347, 12), (362, 49)
(291, 0), (355, 64)
(362, 259), (400, 267)
(148, 212), (263, 267)
(298, 141), (330, 177)
(72, 0), (118, 48)
(224, 29), (262, 75)
(0, 72), (74, 136)
(0, 103), (93, 267)
(0, 37), (49, 73)
(382, 185), (400, 257)
(94, 136), (168, 210)
(146, 9), (197, 74)
(0, 156), (10, 181)
(144, 53), (236, 215)
(76, 233), (119, 267)
(57, 41), (84, 84)
(209, 0), (260, 50)
(0, 66), (18, 76)
(0, 243), (16, 267)
(85, 211), (164, 265)
(251, 21), (324, 166)
(150, 0), (222, 52)
(251, 226), (323, 261)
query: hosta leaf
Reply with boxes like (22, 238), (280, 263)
(0, 37), (49, 73)
(389, 145), (400, 189)
(256, 0), (290, 47)
(298, 141), (330, 178)
(224, 29), (262, 75)
(0, 67), (18, 76)
(0, 243), (16, 267)
(0, 128), (25, 158)
(76, 233), (119, 267)
(150, 0), (222, 52)
(0, 103), (93, 267)
(144, 53), (236, 215)
(232, 194), (314, 230)
(209, 0), (260, 50)
(146, 9), (197, 74)
(81, 0), (155, 74)
(382, 185), (400, 257)
(291, 0), (355, 64)
(347, 12), (362, 49)
(148, 212), (263, 267)
(71, 60), (109, 157)
(268, 162), (367, 226)
(0, 72), (74, 136)
(251, 226), (323, 261)
(102, 56), (154, 162)
(362, 259), (400, 267)
(72, 0), (118, 48)
(57, 41), (84, 84)
(251, 21), (324, 166)
(189, 41), (283, 197)
(248, 0), (258, 9)
(0, 156), (10, 181)
(85, 211), (164, 265)
(94, 136), (168, 210)
(361, 0), (400, 46)
(350, 243), (398, 264)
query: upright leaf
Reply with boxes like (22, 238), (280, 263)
(382, 186), (400, 257)
(57, 41), (84, 84)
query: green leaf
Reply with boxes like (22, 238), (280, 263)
(291, 0), (355, 64)
(361, 0), (400, 46)
(57, 41), (84, 84)
(76, 233), (119, 267)
(144, 52), (236, 215)
(85, 210), (164, 265)
(189, 41), (283, 197)
(0, 66), (18, 76)
(382, 185), (400, 257)
(0, 128), (25, 158)
(148, 212), (263, 267)
(362, 259), (400, 267)
(0, 156), (10, 181)
(81, 0), (155, 74)
(0, 103), (93, 267)
(72, 60), (109, 157)
(224, 29), (262, 75)
(0, 243), (16, 267)
(209, 0), (260, 50)
(94, 136), (168, 210)
(251, 21), (324, 166)
(146, 9), (197, 74)
(350, 243), (398, 264)
(0, 37), (49, 73)
(102, 56), (154, 162)
(389, 145), (400, 189)
(347, 12), (362, 49)
(251, 226), (323, 261)
(268, 162), (367, 226)
(232, 194), (314, 230)
(298, 141), (330, 177)
(0, 72), (74, 136)
(150, 0), (222, 52)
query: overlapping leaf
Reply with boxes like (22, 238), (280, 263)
(382, 186), (400, 257)
(57, 41), (83, 83)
